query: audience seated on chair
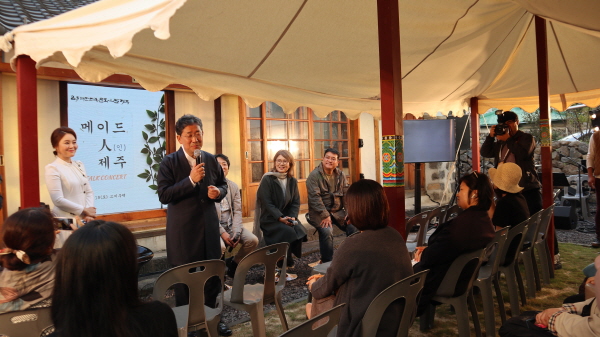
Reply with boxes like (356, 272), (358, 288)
(499, 255), (600, 337)
(307, 179), (413, 337)
(49, 220), (178, 337)
(414, 172), (495, 316)
(0, 208), (58, 313)
(488, 162), (530, 230)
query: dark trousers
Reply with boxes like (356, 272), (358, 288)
(309, 217), (358, 263)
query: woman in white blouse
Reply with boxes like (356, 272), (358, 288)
(45, 127), (96, 222)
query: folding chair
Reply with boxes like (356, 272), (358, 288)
(153, 259), (226, 337)
(420, 248), (487, 337)
(473, 227), (508, 337)
(361, 270), (428, 337)
(278, 304), (345, 337)
(224, 243), (290, 337)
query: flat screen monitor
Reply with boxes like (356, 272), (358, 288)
(404, 119), (456, 163)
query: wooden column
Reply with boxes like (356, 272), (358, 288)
(16, 55), (40, 208)
(535, 16), (555, 258)
(377, 0), (405, 237)
(214, 97), (222, 155)
(470, 97), (481, 172)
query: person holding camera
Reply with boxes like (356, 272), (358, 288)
(480, 110), (542, 215)
(254, 150), (307, 269)
(215, 154), (258, 278)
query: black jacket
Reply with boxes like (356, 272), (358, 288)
(157, 148), (227, 266)
(414, 206), (495, 316)
(480, 130), (541, 191)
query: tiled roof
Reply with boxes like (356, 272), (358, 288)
(0, 0), (99, 34)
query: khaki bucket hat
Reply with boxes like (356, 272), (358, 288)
(488, 162), (523, 193)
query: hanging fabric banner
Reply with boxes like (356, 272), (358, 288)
(540, 119), (551, 147)
(382, 135), (404, 187)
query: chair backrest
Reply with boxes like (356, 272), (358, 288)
(416, 206), (447, 246)
(230, 242), (289, 303)
(536, 205), (554, 244)
(482, 227), (509, 277)
(498, 219), (529, 268)
(0, 307), (54, 337)
(405, 211), (432, 244)
(443, 204), (462, 223)
(436, 248), (486, 298)
(523, 210), (543, 246)
(153, 259), (226, 328)
(278, 304), (345, 337)
(361, 270), (429, 337)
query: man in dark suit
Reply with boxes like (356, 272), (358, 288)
(157, 114), (231, 336)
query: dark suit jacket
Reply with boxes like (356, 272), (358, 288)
(157, 148), (227, 266)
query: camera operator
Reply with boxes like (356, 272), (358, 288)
(481, 110), (542, 215)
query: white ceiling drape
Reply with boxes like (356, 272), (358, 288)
(2, 0), (600, 118)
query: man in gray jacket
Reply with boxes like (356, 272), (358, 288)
(215, 154), (258, 278)
(306, 148), (358, 263)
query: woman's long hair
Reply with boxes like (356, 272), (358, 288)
(51, 221), (140, 337)
(459, 172), (494, 211)
(0, 208), (55, 270)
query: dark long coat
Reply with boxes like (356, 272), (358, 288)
(257, 174), (305, 246)
(157, 148), (227, 266)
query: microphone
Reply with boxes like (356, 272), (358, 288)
(194, 149), (202, 165)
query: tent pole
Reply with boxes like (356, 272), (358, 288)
(470, 97), (480, 172)
(16, 55), (40, 209)
(535, 16), (555, 259)
(377, 0), (406, 238)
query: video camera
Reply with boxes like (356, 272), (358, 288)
(495, 110), (510, 136)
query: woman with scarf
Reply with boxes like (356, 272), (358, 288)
(254, 150), (307, 269)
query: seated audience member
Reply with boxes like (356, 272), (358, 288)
(0, 208), (57, 313)
(499, 255), (600, 337)
(489, 162), (530, 230)
(215, 154), (258, 278)
(50, 221), (177, 337)
(414, 172), (495, 316)
(307, 179), (413, 337)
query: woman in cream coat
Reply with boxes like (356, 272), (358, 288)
(45, 127), (96, 222)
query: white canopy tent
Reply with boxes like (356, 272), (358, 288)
(2, 0), (600, 119)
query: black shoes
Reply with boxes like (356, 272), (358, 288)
(218, 321), (232, 336)
(592, 240), (600, 248)
(225, 257), (238, 279)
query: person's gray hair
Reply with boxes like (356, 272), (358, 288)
(175, 114), (203, 135)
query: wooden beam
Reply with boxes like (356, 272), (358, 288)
(164, 90), (176, 154)
(470, 97), (481, 172)
(0, 62), (190, 91)
(535, 16), (555, 259)
(377, 0), (406, 237)
(16, 56), (40, 208)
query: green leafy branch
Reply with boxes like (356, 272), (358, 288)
(137, 94), (165, 192)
